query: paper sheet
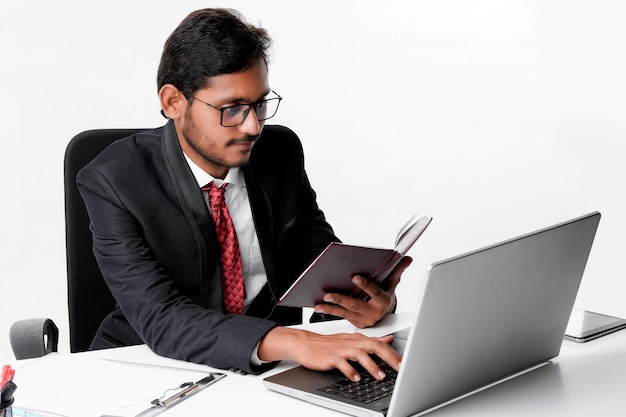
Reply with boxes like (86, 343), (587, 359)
(12, 353), (219, 417)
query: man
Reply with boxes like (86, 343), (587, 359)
(77, 8), (411, 383)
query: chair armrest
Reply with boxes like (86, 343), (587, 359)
(9, 318), (59, 359)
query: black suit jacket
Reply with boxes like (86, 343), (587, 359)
(77, 121), (338, 373)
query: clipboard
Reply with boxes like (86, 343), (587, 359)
(132, 373), (226, 417)
(11, 353), (227, 417)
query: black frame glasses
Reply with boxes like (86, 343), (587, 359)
(192, 90), (282, 127)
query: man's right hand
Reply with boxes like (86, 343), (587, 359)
(258, 326), (401, 382)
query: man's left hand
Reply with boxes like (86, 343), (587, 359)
(314, 256), (413, 328)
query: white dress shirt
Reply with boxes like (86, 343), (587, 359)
(183, 154), (268, 310)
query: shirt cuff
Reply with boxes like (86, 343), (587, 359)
(250, 342), (271, 366)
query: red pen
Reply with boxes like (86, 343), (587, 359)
(0, 365), (12, 389)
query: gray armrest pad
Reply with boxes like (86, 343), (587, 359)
(9, 318), (59, 360)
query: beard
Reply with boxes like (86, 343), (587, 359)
(181, 106), (260, 169)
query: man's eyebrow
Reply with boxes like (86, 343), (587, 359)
(228, 90), (272, 104)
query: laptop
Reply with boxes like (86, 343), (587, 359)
(263, 211), (601, 417)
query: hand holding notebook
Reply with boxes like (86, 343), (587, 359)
(278, 211), (432, 308)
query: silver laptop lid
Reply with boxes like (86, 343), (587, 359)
(388, 211), (600, 417)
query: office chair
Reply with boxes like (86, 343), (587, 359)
(10, 128), (150, 359)
(65, 128), (151, 353)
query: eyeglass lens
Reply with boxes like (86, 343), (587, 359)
(221, 98), (280, 127)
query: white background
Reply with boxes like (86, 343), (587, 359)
(1, 0), (625, 359)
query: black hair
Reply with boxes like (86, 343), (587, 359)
(157, 8), (272, 100)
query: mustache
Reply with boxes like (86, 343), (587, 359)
(226, 135), (259, 146)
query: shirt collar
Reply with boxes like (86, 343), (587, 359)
(183, 153), (245, 188)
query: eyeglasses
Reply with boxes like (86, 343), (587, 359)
(191, 90), (282, 127)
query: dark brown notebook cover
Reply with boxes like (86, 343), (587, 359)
(278, 213), (432, 308)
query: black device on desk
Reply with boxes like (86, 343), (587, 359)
(564, 309), (626, 342)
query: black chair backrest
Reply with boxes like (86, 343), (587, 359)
(64, 128), (149, 352)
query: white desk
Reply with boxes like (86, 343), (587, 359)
(6, 327), (626, 417)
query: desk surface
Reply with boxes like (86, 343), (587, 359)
(7, 326), (626, 417)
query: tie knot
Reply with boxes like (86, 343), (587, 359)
(203, 182), (228, 212)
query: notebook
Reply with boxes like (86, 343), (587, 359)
(263, 211), (601, 417)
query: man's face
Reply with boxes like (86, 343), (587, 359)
(176, 59), (270, 179)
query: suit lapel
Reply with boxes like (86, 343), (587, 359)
(161, 121), (213, 236)
(160, 120), (222, 307)
(243, 165), (279, 293)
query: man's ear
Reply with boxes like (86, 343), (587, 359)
(159, 84), (186, 119)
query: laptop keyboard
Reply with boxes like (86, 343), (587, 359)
(317, 362), (397, 412)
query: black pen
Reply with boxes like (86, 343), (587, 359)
(1, 380), (17, 405)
